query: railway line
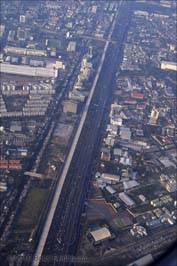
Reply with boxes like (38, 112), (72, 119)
(31, 2), (124, 266)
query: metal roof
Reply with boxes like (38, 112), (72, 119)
(90, 227), (111, 242)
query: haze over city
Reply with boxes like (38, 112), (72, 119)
(0, 1), (176, 266)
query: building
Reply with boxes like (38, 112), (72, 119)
(68, 90), (87, 102)
(0, 63), (58, 78)
(17, 29), (27, 41)
(0, 160), (22, 170)
(146, 219), (162, 228)
(100, 173), (120, 183)
(10, 125), (22, 132)
(105, 185), (116, 195)
(4, 46), (47, 56)
(89, 227), (112, 244)
(123, 180), (139, 190)
(0, 95), (7, 113)
(63, 100), (79, 114)
(127, 254), (154, 266)
(130, 224), (147, 238)
(54, 60), (65, 69)
(107, 124), (118, 135)
(0, 182), (7, 192)
(67, 41), (76, 52)
(120, 127), (131, 140)
(119, 192), (135, 207)
(0, 24), (5, 37)
(131, 92), (144, 100)
(29, 59), (44, 67)
(160, 174), (177, 193)
(20, 15), (26, 23)
(138, 194), (146, 203)
(161, 61), (177, 71)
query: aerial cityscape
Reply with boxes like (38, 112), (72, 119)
(0, 1), (176, 266)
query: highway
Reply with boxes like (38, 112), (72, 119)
(31, 2), (123, 266)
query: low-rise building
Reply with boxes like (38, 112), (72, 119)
(0, 63), (58, 78)
(119, 192), (135, 207)
(63, 100), (79, 114)
(100, 173), (120, 183)
(89, 227), (112, 244)
(161, 61), (177, 71)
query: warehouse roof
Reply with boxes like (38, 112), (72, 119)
(90, 227), (111, 242)
(105, 185), (116, 195)
(123, 180), (139, 190)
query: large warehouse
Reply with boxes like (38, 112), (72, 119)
(100, 173), (120, 183)
(0, 63), (58, 78)
(90, 227), (112, 244)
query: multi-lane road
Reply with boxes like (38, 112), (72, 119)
(31, 2), (124, 266)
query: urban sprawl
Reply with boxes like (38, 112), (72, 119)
(0, 1), (176, 266)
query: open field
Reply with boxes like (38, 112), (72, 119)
(16, 187), (48, 230)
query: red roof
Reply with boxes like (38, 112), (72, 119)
(0, 165), (8, 169)
(131, 92), (144, 99)
(0, 160), (8, 163)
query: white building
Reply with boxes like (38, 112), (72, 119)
(119, 192), (135, 207)
(67, 41), (76, 52)
(0, 63), (58, 78)
(100, 173), (120, 183)
(105, 186), (116, 195)
(161, 61), (177, 71)
(20, 15), (26, 23)
(90, 227), (112, 244)
(123, 180), (139, 190)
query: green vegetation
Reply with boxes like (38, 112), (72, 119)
(114, 218), (124, 228)
(16, 187), (48, 230)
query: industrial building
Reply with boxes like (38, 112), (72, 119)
(4, 46), (47, 56)
(100, 173), (120, 183)
(89, 227), (112, 244)
(0, 63), (58, 78)
(105, 185), (116, 195)
(123, 180), (139, 190)
(118, 192), (135, 207)
(161, 61), (177, 71)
